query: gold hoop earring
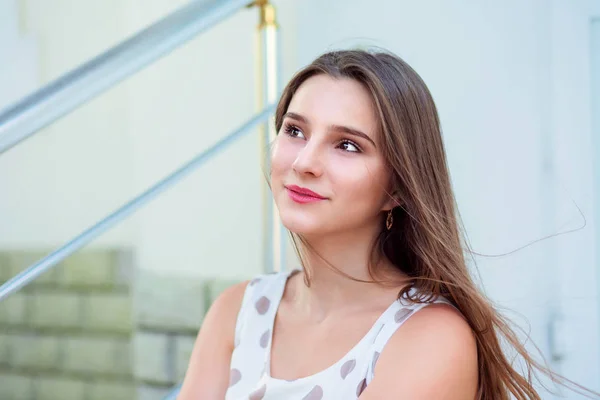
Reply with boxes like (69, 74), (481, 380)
(386, 209), (393, 230)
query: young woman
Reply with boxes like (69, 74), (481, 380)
(178, 49), (595, 399)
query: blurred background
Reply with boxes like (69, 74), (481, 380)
(0, 0), (598, 399)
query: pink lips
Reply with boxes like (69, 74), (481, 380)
(285, 185), (327, 204)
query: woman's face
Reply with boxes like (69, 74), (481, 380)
(271, 74), (395, 237)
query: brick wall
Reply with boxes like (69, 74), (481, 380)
(0, 249), (241, 400)
(0, 250), (134, 400)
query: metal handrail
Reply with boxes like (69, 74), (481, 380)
(0, 0), (252, 155)
(0, 105), (274, 301)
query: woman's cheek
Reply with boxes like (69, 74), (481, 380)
(270, 137), (293, 181)
(333, 158), (384, 200)
(272, 138), (298, 170)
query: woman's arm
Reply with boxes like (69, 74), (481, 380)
(359, 304), (478, 400)
(177, 281), (249, 400)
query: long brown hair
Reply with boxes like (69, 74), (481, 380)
(273, 49), (597, 399)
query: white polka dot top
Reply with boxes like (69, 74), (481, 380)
(225, 270), (451, 400)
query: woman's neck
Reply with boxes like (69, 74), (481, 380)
(288, 227), (407, 322)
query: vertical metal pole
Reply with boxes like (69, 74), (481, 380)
(253, 0), (283, 273)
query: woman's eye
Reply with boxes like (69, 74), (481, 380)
(338, 140), (361, 153)
(284, 124), (305, 139)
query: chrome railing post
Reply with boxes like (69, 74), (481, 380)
(253, 0), (284, 274)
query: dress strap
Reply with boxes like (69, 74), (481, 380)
(233, 271), (291, 348)
(364, 291), (455, 384)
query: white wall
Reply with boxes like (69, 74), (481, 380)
(0, 0), (37, 111)
(549, 0), (599, 393)
(124, 0), (262, 279)
(0, 0), (135, 248)
(1, 0), (598, 395)
(590, 9), (600, 396)
(589, 0), (600, 381)
(292, 0), (598, 396)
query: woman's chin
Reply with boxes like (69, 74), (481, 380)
(280, 215), (325, 237)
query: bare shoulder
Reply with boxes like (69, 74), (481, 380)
(361, 303), (478, 400)
(205, 280), (250, 331)
(177, 280), (250, 400)
(199, 279), (251, 351)
(395, 303), (476, 354)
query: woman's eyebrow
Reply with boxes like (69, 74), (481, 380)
(328, 124), (376, 148)
(283, 112), (376, 148)
(283, 112), (308, 124)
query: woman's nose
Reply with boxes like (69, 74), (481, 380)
(292, 140), (324, 177)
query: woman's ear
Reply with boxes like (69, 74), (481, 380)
(382, 191), (402, 212)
